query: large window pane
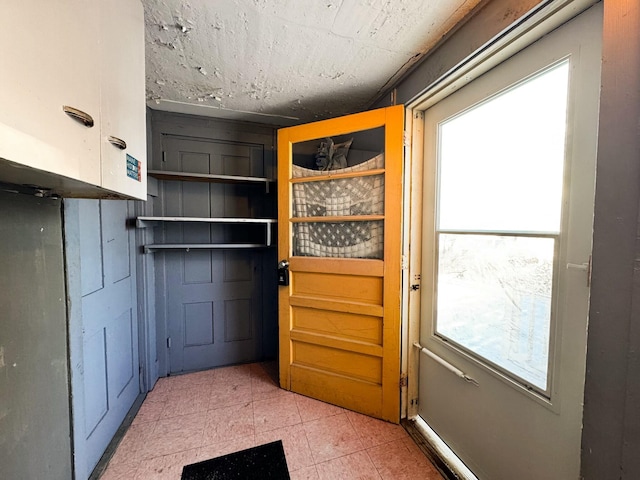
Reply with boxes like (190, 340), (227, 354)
(435, 234), (554, 390)
(438, 61), (569, 233)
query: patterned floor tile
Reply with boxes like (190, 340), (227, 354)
(103, 363), (440, 480)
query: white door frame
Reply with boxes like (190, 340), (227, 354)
(400, 0), (600, 473)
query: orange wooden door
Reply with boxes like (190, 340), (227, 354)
(278, 105), (404, 422)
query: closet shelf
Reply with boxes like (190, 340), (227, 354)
(143, 166), (277, 252)
(136, 216), (277, 228)
(147, 170), (275, 193)
(143, 243), (272, 254)
(136, 216), (277, 251)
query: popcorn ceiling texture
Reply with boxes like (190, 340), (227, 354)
(142, 0), (483, 124)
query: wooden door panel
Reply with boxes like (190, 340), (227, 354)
(292, 308), (383, 343)
(293, 272), (383, 303)
(293, 343), (383, 381)
(290, 329), (383, 358)
(289, 296), (383, 316)
(278, 105), (404, 422)
(290, 366), (383, 417)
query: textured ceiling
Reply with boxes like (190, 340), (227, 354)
(143, 0), (483, 125)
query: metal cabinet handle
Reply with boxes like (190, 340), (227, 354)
(108, 136), (127, 150)
(62, 105), (94, 127)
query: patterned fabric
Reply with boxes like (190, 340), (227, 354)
(292, 154), (385, 259)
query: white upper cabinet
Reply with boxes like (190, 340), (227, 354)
(100, 0), (147, 200)
(0, 1), (101, 187)
(0, 1), (147, 200)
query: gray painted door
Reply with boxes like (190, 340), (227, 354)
(159, 137), (267, 373)
(165, 249), (263, 371)
(65, 199), (140, 479)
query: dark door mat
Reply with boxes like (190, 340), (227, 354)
(181, 440), (290, 479)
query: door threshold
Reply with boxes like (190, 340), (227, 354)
(402, 416), (478, 480)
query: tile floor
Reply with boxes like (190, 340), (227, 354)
(100, 362), (443, 479)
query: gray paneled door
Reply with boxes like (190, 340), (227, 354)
(165, 249), (263, 371)
(65, 199), (140, 479)
(159, 137), (267, 373)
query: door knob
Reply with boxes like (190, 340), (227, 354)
(277, 260), (289, 286)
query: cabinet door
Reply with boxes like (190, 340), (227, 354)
(0, 1), (101, 185)
(99, 0), (147, 200)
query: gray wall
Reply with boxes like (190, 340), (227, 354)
(373, 0), (640, 477)
(372, 0), (545, 109)
(0, 189), (72, 479)
(148, 111), (278, 378)
(581, 1), (640, 478)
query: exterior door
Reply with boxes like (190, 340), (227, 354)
(278, 105), (404, 422)
(417, 6), (602, 479)
(160, 136), (267, 373)
(65, 199), (140, 479)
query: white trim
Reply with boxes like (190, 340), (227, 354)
(399, 111), (413, 419)
(412, 415), (479, 480)
(404, 109), (426, 419)
(407, 0), (599, 111)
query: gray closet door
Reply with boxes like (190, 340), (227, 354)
(65, 199), (140, 479)
(166, 249), (263, 371)
(159, 137), (267, 373)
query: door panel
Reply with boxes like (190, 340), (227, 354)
(160, 137), (266, 373)
(418, 6), (602, 479)
(278, 105), (403, 422)
(65, 199), (140, 479)
(166, 250), (262, 371)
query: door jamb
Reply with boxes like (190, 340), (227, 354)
(402, 108), (425, 419)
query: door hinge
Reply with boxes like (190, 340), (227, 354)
(403, 131), (410, 148)
(410, 273), (421, 291)
(566, 254), (592, 287)
(166, 337), (171, 349)
(400, 373), (408, 388)
(0, 182), (58, 198)
(401, 254), (408, 270)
